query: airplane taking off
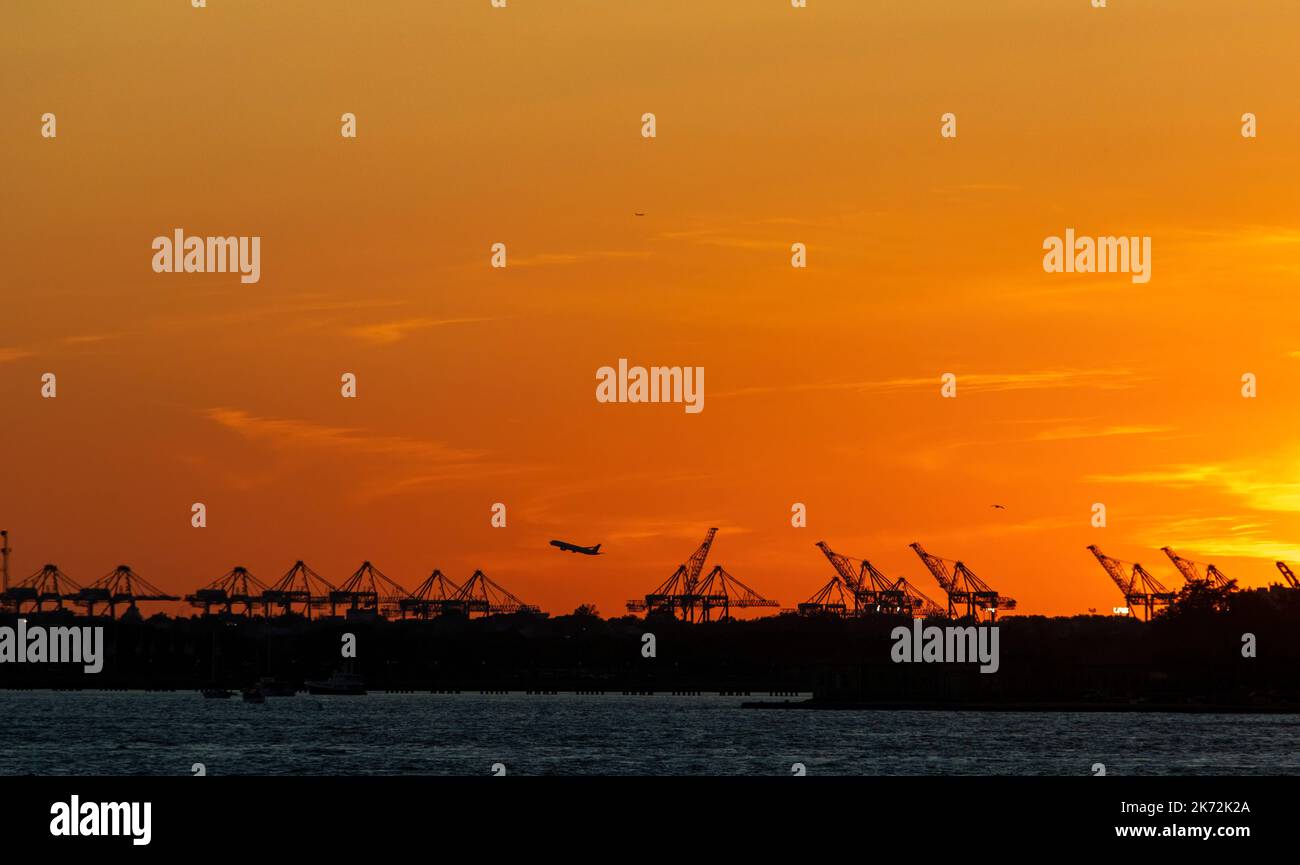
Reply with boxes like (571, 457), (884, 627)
(550, 539), (602, 555)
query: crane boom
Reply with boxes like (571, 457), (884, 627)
(815, 541), (863, 591)
(909, 542), (955, 592)
(1087, 545), (1132, 595)
(684, 528), (718, 593)
(1161, 547), (1201, 583)
(1276, 561), (1300, 589)
(1162, 547), (1232, 589)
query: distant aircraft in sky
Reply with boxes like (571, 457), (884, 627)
(550, 539), (602, 555)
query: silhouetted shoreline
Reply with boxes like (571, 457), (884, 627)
(3, 586), (1299, 712)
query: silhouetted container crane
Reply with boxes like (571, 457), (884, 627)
(1275, 561), (1300, 589)
(444, 569), (538, 617)
(627, 529), (779, 622)
(909, 542), (1016, 622)
(813, 541), (896, 615)
(329, 561), (411, 618)
(799, 574), (851, 616)
(894, 576), (946, 618)
(813, 541), (898, 616)
(261, 560), (336, 619)
(2, 564), (83, 614)
(626, 528), (717, 621)
(75, 565), (179, 618)
(1086, 545), (1176, 621)
(1161, 547), (1234, 590)
(690, 564), (778, 621)
(397, 569), (462, 618)
(809, 541), (944, 618)
(186, 566), (268, 616)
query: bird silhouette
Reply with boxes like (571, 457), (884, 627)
(991, 504), (1006, 509)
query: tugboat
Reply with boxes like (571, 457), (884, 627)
(305, 668), (366, 696)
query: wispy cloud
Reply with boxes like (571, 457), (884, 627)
(1090, 461), (1300, 514)
(935, 183), (1020, 193)
(202, 408), (510, 500)
(659, 210), (885, 253)
(1089, 455), (1300, 567)
(1087, 465), (1225, 487)
(1034, 424), (1173, 442)
(0, 347), (33, 363)
(1169, 225), (1300, 250)
(511, 470), (715, 527)
(604, 520), (754, 543)
(1168, 536), (1300, 562)
(348, 317), (489, 345)
(143, 295), (405, 336)
(506, 250), (650, 268)
(947, 515), (1084, 541)
(205, 408), (483, 463)
(1123, 514), (1300, 566)
(715, 368), (1144, 399)
(658, 228), (786, 251)
(60, 334), (123, 346)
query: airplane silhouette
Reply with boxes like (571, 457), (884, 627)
(550, 539), (602, 555)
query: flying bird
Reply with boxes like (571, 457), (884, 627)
(991, 504), (1006, 509)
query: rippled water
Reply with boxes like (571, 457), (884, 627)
(4, 691), (1299, 776)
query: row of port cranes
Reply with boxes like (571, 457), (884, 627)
(1088, 544), (1300, 620)
(798, 540), (1015, 623)
(0, 549), (537, 620)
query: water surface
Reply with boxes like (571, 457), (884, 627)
(4, 691), (1296, 776)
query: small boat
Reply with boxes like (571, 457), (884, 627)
(201, 688), (233, 699)
(305, 670), (366, 696)
(242, 687), (266, 704)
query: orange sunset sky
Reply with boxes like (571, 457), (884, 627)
(3, 0), (1300, 618)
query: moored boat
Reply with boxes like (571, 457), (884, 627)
(305, 670), (366, 695)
